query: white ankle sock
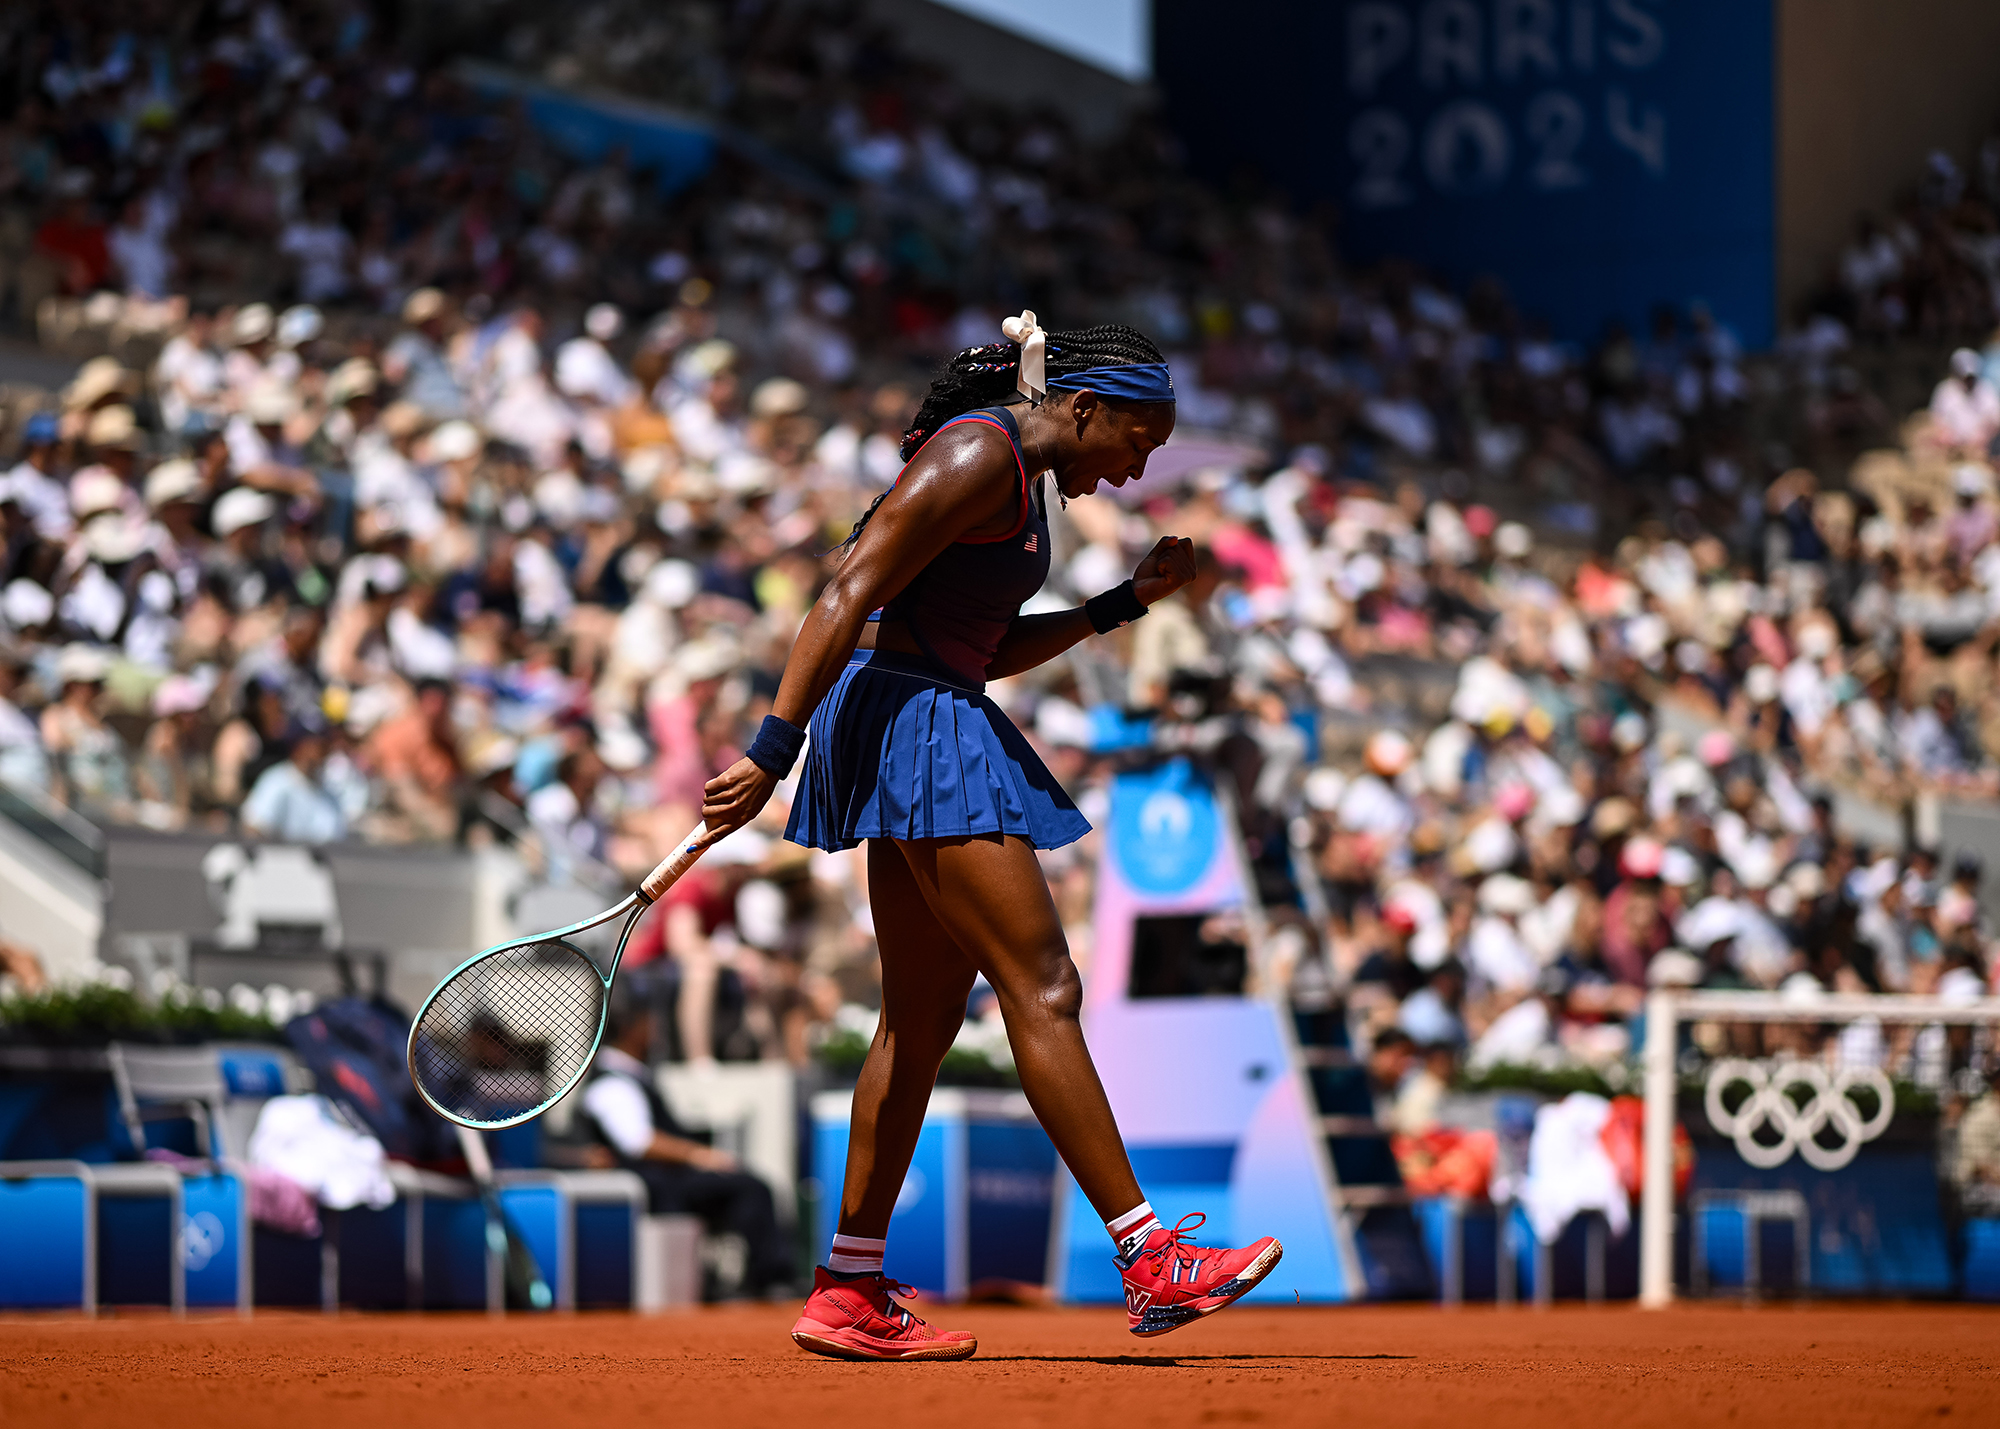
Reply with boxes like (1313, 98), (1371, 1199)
(828, 1233), (886, 1276)
(1107, 1201), (1163, 1260)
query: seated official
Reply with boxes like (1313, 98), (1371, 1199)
(578, 981), (795, 1297)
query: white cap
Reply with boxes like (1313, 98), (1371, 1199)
(1302, 766), (1347, 812)
(1494, 521), (1532, 559)
(1677, 898), (1743, 951)
(585, 303), (623, 341)
(1660, 846), (1702, 887)
(1952, 347), (1982, 377)
(85, 404), (141, 450)
(80, 513), (148, 564)
(145, 458), (202, 509)
(245, 383), (298, 426)
(718, 452), (779, 496)
(1364, 728), (1413, 776)
(212, 486), (277, 536)
(232, 303), (275, 345)
(277, 304), (324, 348)
(1648, 949), (1705, 987)
(403, 287), (448, 324)
(750, 377), (809, 418)
(642, 558), (700, 610)
(1477, 873), (1536, 916)
(56, 643), (112, 685)
(1, 579), (55, 629)
(675, 637), (738, 682)
(428, 420), (482, 463)
(70, 468), (127, 518)
(1533, 784), (1586, 828)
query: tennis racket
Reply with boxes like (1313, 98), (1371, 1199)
(407, 823), (711, 1129)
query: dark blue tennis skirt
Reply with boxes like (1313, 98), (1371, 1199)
(785, 649), (1091, 853)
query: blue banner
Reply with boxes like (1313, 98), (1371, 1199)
(1156, 0), (1775, 345)
(460, 64), (717, 199)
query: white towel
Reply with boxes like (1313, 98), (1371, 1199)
(247, 1095), (395, 1211)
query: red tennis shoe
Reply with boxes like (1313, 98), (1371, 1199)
(790, 1266), (978, 1362)
(1118, 1214), (1282, 1338)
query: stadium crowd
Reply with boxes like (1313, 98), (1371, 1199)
(1, 0), (1999, 1101)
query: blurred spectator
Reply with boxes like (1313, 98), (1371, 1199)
(1957, 1063), (2000, 1213)
(1930, 349), (2000, 455)
(578, 979), (794, 1295)
(241, 722), (347, 844)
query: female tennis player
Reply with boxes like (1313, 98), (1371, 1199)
(701, 315), (1280, 1361)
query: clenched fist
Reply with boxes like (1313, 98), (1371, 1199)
(1132, 535), (1198, 606)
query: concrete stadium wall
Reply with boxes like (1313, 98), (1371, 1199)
(0, 811), (104, 981)
(1777, 0), (2000, 321)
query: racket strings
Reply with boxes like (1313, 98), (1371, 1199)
(409, 939), (606, 1126)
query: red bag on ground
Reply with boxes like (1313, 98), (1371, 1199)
(1598, 1094), (1693, 1201)
(1393, 1128), (1498, 1198)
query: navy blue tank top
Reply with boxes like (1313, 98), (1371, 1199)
(882, 406), (1049, 687)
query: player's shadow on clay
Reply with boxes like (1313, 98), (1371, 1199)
(979, 1354), (1411, 1365)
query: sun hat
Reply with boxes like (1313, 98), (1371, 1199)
(211, 486), (277, 536)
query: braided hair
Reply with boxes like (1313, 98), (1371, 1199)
(838, 324), (1166, 551)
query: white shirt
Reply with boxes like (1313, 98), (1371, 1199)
(279, 220), (353, 303)
(1931, 376), (2000, 450)
(581, 1047), (658, 1158)
(2, 459), (75, 539)
(110, 222), (173, 300)
(155, 333), (224, 431)
(242, 761), (348, 844)
(554, 336), (632, 407)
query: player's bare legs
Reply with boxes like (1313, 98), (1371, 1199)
(885, 831), (1145, 1219)
(798, 831), (1277, 1357)
(834, 838), (981, 1235)
(790, 839), (982, 1361)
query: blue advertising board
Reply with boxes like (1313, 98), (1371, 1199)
(1155, 0), (1776, 345)
(811, 1089), (1054, 1300)
(182, 1172), (249, 1309)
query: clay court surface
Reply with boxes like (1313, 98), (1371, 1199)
(2, 1303), (1994, 1428)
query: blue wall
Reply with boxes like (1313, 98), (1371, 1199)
(1155, 0), (1776, 346)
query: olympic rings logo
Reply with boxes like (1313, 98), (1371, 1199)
(182, 1211), (226, 1272)
(1702, 1058), (1895, 1171)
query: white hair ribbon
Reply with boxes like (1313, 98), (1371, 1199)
(1001, 309), (1046, 405)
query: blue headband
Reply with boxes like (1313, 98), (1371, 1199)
(1045, 362), (1175, 403)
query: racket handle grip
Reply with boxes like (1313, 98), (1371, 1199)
(640, 823), (710, 902)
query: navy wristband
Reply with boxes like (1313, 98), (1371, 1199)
(746, 714), (806, 777)
(1085, 579), (1149, 634)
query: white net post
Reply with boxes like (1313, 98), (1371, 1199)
(1638, 990), (2000, 1309)
(1639, 989), (1679, 1307)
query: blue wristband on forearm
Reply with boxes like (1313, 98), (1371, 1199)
(746, 714), (807, 777)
